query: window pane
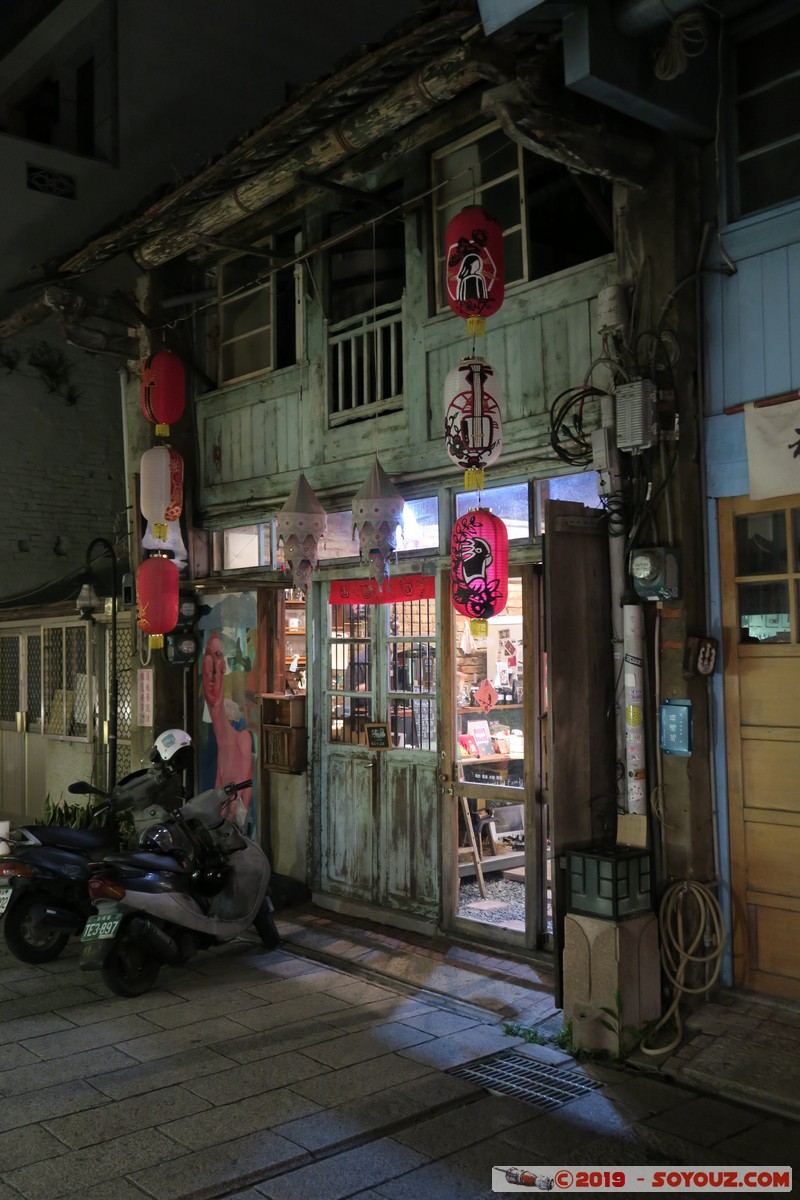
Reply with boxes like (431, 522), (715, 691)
(65, 626), (88, 737)
(457, 482), (530, 540)
(736, 14), (800, 95)
(220, 254), (269, 296)
(735, 512), (787, 575)
(221, 333), (271, 382)
(26, 633), (41, 724)
(534, 473), (601, 534)
(397, 497), (438, 552)
(481, 176), (522, 233)
(223, 525), (268, 570)
(738, 581), (790, 643)
(220, 289), (270, 340)
(329, 603), (373, 743)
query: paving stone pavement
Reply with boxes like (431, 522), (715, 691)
(0, 908), (794, 1200)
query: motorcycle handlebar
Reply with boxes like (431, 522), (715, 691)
(223, 779), (252, 795)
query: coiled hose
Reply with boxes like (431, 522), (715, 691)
(639, 880), (725, 1058)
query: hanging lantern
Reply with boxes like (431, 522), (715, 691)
(352, 459), (404, 588)
(136, 554), (179, 649)
(444, 205), (505, 336)
(444, 357), (502, 491)
(451, 508), (508, 635)
(140, 446), (183, 541)
(141, 351), (185, 437)
(276, 474), (327, 593)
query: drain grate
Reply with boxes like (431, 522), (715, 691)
(448, 1051), (602, 1112)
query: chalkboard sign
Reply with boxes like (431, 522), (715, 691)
(411, 698), (435, 750)
(366, 722), (391, 749)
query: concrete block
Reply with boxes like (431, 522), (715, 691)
(563, 911), (661, 1055)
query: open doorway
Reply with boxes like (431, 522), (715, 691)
(451, 569), (547, 944)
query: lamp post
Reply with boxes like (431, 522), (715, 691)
(77, 538), (118, 787)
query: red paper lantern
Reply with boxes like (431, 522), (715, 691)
(141, 351), (185, 437)
(136, 555), (179, 649)
(444, 205), (504, 336)
(444, 357), (502, 491)
(140, 447), (183, 541)
(451, 509), (508, 626)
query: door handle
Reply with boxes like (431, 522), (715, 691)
(16, 711), (27, 733)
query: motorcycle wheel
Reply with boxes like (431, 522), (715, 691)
(254, 898), (280, 949)
(4, 892), (70, 963)
(101, 931), (161, 997)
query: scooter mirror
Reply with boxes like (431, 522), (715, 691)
(67, 781), (99, 795)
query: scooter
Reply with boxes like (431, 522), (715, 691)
(0, 730), (191, 964)
(79, 778), (279, 996)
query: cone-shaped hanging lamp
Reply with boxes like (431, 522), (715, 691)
(352, 459), (404, 588)
(276, 474), (327, 593)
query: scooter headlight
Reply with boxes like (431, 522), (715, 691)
(139, 824), (177, 854)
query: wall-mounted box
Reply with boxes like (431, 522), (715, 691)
(262, 694), (306, 727)
(659, 698), (692, 756)
(262, 724), (307, 774)
(565, 843), (652, 921)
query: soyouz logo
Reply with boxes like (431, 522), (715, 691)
(491, 1165), (792, 1192)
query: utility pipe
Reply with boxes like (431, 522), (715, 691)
(623, 602), (647, 814)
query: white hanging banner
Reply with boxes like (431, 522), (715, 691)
(137, 668), (154, 727)
(744, 397), (800, 500)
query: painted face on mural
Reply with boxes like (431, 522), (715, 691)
(201, 631), (226, 708)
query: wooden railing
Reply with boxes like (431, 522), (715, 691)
(329, 300), (403, 422)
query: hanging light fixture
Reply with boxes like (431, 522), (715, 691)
(444, 356), (502, 491)
(451, 508), (508, 636)
(141, 350), (185, 437)
(136, 554), (179, 649)
(444, 205), (505, 337)
(140, 446), (183, 541)
(352, 459), (404, 588)
(276, 473), (327, 593)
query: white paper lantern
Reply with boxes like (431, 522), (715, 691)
(443, 356), (502, 491)
(276, 474), (327, 593)
(140, 446), (183, 541)
(352, 459), (404, 587)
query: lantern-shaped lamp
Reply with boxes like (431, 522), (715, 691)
(276, 474), (327, 593)
(141, 351), (185, 437)
(444, 357), (502, 491)
(352, 459), (404, 588)
(140, 446), (183, 541)
(445, 205), (504, 337)
(451, 508), (508, 635)
(136, 554), (179, 649)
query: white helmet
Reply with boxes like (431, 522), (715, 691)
(150, 728), (193, 771)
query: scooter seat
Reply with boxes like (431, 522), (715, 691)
(104, 851), (192, 874)
(24, 826), (113, 851)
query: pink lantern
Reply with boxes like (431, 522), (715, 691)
(444, 357), (502, 491)
(136, 555), (179, 650)
(352, 459), (404, 587)
(444, 205), (505, 336)
(276, 474), (327, 593)
(451, 508), (508, 631)
(140, 447), (183, 541)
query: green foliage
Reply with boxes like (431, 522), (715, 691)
(502, 1021), (548, 1045)
(38, 794), (109, 831)
(598, 988), (653, 1060)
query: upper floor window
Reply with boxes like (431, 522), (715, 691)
(217, 229), (299, 386)
(731, 9), (800, 218)
(432, 123), (612, 312)
(327, 187), (405, 422)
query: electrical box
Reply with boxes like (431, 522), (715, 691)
(659, 698), (692, 756)
(614, 378), (658, 452)
(631, 547), (680, 601)
(565, 843), (652, 921)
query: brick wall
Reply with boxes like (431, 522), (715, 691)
(0, 321), (125, 604)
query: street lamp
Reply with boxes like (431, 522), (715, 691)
(77, 538), (118, 786)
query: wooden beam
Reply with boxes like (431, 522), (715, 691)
(483, 80), (654, 189)
(0, 296), (50, 341)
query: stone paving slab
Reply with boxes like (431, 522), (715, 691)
(88, 1044), (238, 1100)
(4, 1127), (179, 1199)
(43, 1081), (211, 1149)
(255, 1135), (429, 1200)
(299, 1020), (433, 1068)
(0, 1079), (104, 1134)
(161, 1086), (322, 1150)
(0, 1045), (138, 1096)
(185, 1047), (332, 1106)
(129, 1128), (310, 1200)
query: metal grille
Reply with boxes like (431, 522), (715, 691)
(43, 625), (90, 739)
(388, 596), (436, 751)
(116, 742), (132, 780)
(448, 1052), (601, 1112)
(0, 635), (20, 723)
(26, 633), (41, 725)
(26, 163), (76, 198)
(116, 625), (134, 740)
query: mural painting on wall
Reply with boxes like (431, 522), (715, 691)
(197, 592), (259, 839)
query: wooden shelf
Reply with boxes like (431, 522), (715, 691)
(458, 704), (522, 713)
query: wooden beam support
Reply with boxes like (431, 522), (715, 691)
(483, 79), (654, 190)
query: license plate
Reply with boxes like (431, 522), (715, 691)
(81, 912), (122, 941)
(0, 889), (10, 916)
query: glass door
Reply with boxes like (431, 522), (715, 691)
(450, 567), (547, 947)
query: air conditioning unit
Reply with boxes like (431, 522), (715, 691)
(614, 379), (658, 453)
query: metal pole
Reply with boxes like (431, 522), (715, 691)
(86, 538), (118, 787)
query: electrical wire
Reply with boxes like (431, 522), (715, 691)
(640, 880), (726, 1057)
(654, 7), (708, 81)
(548, 386), (606, 465)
